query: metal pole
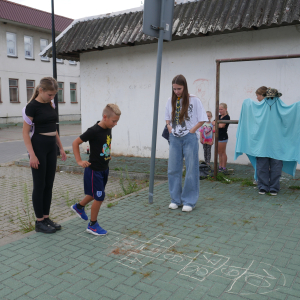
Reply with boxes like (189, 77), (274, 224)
(216, 53), (300, 63)
(51, 0), (60, 155)
(214, 61), (220, 178)
(148, 0), (166, 204)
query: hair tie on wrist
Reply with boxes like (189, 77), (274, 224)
(213, 130), (215, 133)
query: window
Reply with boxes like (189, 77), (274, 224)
(24, 36), (33, 59)
(9, 79), (19, 102)
(70, 83), (77, 103)
(69, 60), (77, 65)
(26, 80), (35, 102)
(56, 58), (63, 63)
(40, 39), (49, 61)
(6, 32), (17, 56)
(58, 82), (64, 102)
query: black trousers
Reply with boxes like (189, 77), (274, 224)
(31, 134), (57, 218)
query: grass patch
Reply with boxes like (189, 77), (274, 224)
(107, 202), (118, 208)
(289, 185), (300, 190)
(207, 173), (256, 186)
(16, 184), (35, 233)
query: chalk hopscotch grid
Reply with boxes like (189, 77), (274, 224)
(76, 231), (286, 296)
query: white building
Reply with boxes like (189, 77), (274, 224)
(43, 0), (300, 167)
(0, 0), (81, 123)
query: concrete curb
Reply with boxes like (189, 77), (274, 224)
(14, 160), (168, 181)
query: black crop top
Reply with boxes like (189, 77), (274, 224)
(25, 100), (58, 134)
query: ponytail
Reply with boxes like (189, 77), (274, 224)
(28, 85), (40, 103)
(27, 77), (58, 109)
(220, 103), (229, 116)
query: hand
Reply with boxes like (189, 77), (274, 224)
(167, 124), (172, 133)
(189, 129), (196, 134)
(209, 141), (213, 146)
(200, 140), (203, 144)
(29, 154), (40, 169)
(78, 160), (91, 168)
(60, 148), (67, 161)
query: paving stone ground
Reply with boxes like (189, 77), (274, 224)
(1, 160), (300, 299)
(0, 165), (129, 241)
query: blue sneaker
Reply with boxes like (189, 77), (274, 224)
(71, 204), (88, 221)
(86, 222), (107, 236)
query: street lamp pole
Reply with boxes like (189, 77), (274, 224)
(51, 0), (60, 153)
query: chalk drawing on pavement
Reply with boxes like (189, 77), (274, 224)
(77, 231), (286, 296)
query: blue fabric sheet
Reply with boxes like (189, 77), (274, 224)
(234, 98), (300, 178)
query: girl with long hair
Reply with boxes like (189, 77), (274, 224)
(165, 74), (208, 212)
(22, 77), (67, 233)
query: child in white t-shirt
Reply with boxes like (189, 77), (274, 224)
(199, 111), (214, 165)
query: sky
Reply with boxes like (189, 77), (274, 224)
(9, 0), (144, 19)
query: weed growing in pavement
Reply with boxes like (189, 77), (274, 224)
(16, 184), (35, 233)
(119, 167), (139, 195)
(63, 191), (78, 207)
(106, 191), (124, 200)
(207, 173), (256, 186)
(141, 271), (152, 278)
(289, 185), (300, 190)
(127, 229), (143, 237)
(107, 202), (118, 208)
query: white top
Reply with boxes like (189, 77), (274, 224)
(165, 94), (208, 139)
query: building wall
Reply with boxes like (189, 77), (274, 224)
(80, 25), (300, 168)
(0, 22), (81, 123)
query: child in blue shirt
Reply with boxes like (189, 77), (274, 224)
(71, 104), (121, 235)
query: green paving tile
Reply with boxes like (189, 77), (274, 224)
(57, 291), (85, 300)
(26, 283), (53, 298)
(115, 283), (141, 297)
(151, 289), (173, 300)
(135, 282), (158, 295)
(135, 291), (153, 300)
(4, 285), (33, 300)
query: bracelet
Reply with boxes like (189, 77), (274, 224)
(213, 130), (215, 133)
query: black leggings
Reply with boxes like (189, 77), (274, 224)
(31, 134), (57, 218)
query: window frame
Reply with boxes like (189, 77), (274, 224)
(58, 82), (64, 103)
(40, 39), (50, 61)
(69, 60), (77, 65)
(6, 32), (17, 57)
(26, 80), (35, 102)
(9, 78), (19, 103)
(70, 82), (77, 103)
(56, 58), (64, 64)
(24, 35), (34, 59)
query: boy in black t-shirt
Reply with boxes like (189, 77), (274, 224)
(71, 104), (121, 235)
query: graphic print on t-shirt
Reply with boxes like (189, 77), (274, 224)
(200, 123), (213, 143)
(172, 104), (193, 137)
(100, 135), (111, 160)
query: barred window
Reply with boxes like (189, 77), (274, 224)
(7, 32), (17, 57)
(24, 36), (33, 59)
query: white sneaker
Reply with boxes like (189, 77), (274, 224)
(270, 191), (278, 196)
(169, 203), (178, 209)
(182, 205), (193, 212)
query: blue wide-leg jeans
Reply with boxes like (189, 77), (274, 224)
(256, 157), (283, 192)
(168, 133), (199, 208)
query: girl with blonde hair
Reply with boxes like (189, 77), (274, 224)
(22, 77), (67, 234)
